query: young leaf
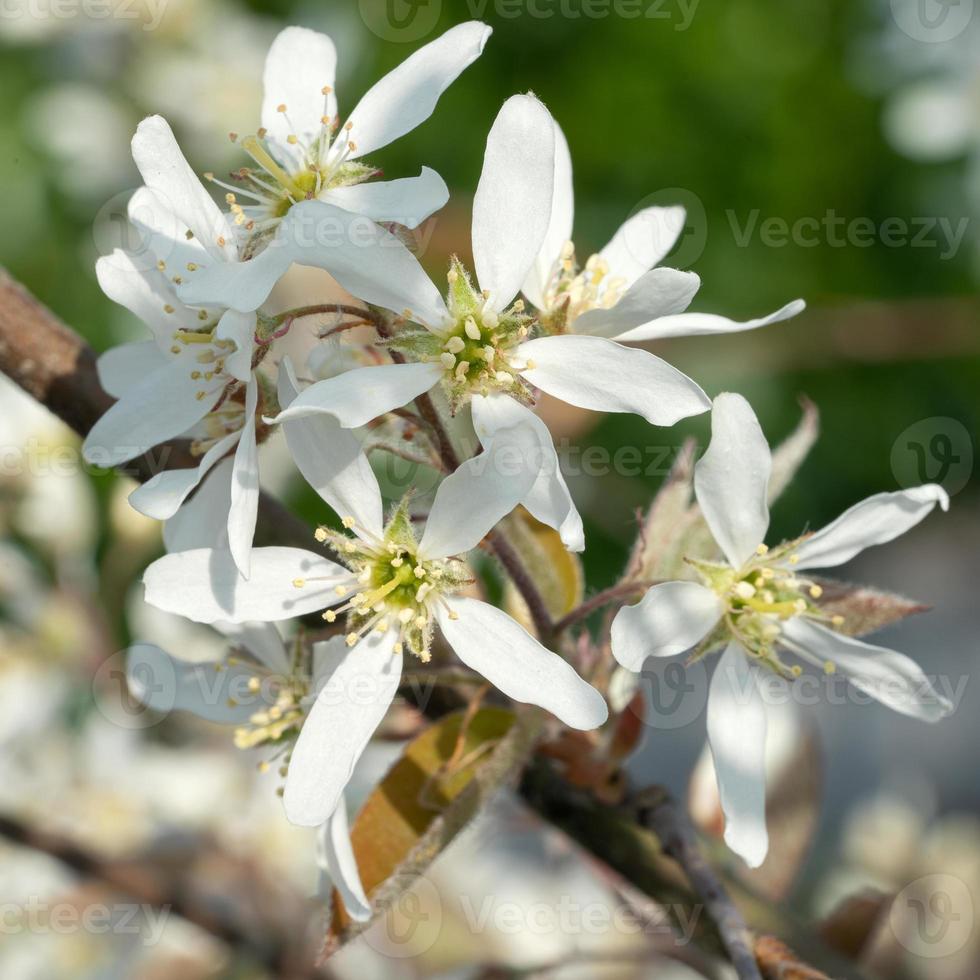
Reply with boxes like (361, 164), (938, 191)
(324, 706), (541, 956)
(768, 397), (819, 504)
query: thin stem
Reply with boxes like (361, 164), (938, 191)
(484, 529), (555, 642)
(269, 303), (383, 327)
(413, 388), (460, 473)
(633, 788), (763, 980)
(553, 580), (655, 635)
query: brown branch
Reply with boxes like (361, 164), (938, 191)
(754, 935), (833, 980)
(633, 787), (762, 980)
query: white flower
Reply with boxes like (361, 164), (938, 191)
(126, 628), (371, 922)
(142, 397), (608, 824)
(610, 392), (952, 868)
(81, 116), (362, 578)
(202, 21), (490, 244)
(180, 95), (712, 551)
(523, 117), (805, 342)
(81, 119), (259, 568)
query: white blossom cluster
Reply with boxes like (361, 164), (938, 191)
(85, 21), (951, 913)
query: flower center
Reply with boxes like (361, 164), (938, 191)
(542, 241), (627, 330)
(386, 259), (536, 411)
(158, 312), (252, 454)
(203, 94), (377, 254)
(692, 543), (844, 676)
(293, 508), (467, 662)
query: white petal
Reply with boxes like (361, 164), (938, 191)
(270, 361), (442, 429)
(129, 428), (241, 521)
(471, 394), (584, 552)
(790, 485), (949, 570)
(437, 597), (607, 730)
(781, 618), (952, 722)
(126, 643), (258, 725)
(82, 355), (219, 467)
(163, 458), (233, 552)
(472, 94), (556, 310)
(694, 392), (771, 567)
(143, 547), (351, 624)
(215, 310), (256, 382)
(261, 27), (338, 156)
(518, 335), (709, 425)
(311, 635), (348, 688)
(572, 268), (701, 339)
(600, 205), (686, 287)
(178, 201), (450, 326)
(418, 424), (539, 560)
(215, 621), (289, 675)
(228, 377), (260, 577)
(278, 357), (384, 539)
(341, 22), (491, 159)
(707, 643), (769, 868)
(317, 799), (371, 922)
(127, 186), (217, 281)
(95, 249), (193, 340)
(283, 629), (401, 826)
(522, 118), (573, 310)
(130, 116), (235, 262)
(96, 341), (167, 399)
(615, 298), (806, 343)
(322, 168), (448, 229)
(610, 582), (722, 671)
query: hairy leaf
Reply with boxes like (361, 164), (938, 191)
(324, 706), (541, 956)
(768, 398), (819, 504)
(814, 579), (928, 637)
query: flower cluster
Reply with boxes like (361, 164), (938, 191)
(86, 20), (951, 919)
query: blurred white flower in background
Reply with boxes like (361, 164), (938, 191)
(26, 84), (135, 204)
(868, 0), (980, 276)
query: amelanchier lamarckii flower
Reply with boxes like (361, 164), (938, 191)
(177, 94), (713, 551)
(523, 117), (805, 343)
(142, 360), (608, 827)
(127, 612), (373, 921)
(81, 114), (272, 578)
(610, 392), (952, 868)
(204, 21), (491, 247)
